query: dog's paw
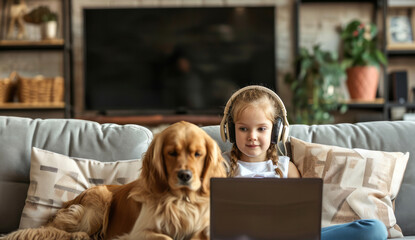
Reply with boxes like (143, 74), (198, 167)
(70, 232), (90, 240)
(113, 233), (173, 240)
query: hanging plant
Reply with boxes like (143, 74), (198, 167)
(285, 45), (347, 125)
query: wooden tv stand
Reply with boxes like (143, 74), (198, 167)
(80, 114), (222, 126)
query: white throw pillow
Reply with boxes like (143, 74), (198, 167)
(19, 147), (142, 229)
(290, 137), (409, 238)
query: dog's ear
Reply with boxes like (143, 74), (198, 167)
(141, 132), (169, 194)
(200, 133), (227, 195)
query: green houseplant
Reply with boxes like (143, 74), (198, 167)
(341, 20), (387, 100)
(24, 6), (57, 24)
(24, 6), (58, 40)
(285, 45), (347, 125)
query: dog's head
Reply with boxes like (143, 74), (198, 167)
(141, 121), (226, 196)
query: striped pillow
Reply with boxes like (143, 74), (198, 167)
(19, 147), (142, 229)
(290, 137), (409, 239)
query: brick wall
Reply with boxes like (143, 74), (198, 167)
(3, 0), (388, 120)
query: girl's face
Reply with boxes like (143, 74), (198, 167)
(234, 105), (273, 162)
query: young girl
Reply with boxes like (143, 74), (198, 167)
(220, 85), (388, 240)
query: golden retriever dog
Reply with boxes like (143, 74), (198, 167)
(4, 121), (227, 240)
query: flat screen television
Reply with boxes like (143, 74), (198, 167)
(83, 6), (276, 115)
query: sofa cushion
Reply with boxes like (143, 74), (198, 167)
(290, 137), (408, 238)
(19, 148), (143, 229)
(0, 116), (153, 234)
(287, 121), (415, 236)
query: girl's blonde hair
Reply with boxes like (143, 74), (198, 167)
(228, 88), (283, 177)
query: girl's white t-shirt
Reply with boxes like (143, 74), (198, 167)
(222, 152), (290, 178)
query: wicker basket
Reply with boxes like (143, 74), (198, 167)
(17, 75), (64, 103)
(51, 76), (64, 103)
(0, 77), (15, 103)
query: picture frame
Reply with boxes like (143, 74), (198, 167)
(388, 14), (414, 44)
(387, 7), (415, 49)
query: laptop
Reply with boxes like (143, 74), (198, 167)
(210, 178), (323, 240)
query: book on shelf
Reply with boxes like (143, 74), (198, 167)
(389, 71), (408, 104)
(403, 113), (415, 121)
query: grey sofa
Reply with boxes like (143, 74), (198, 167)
(0, 116), (153, 235)
(1, 116), (415, 239)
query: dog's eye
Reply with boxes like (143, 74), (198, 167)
(168, 151), (178, 157)
(195, 152), (201, 157)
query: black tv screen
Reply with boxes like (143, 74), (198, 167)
(84, 7), (276, 114)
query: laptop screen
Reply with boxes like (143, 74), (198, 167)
(210, 178), (322, 240)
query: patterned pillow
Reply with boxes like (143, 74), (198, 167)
(19, 147), (142, 229)
(290, 137), (409, 238)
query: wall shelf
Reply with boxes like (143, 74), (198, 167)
(387, 44), (415, 56)
(294, 0), (387, 122)
(344, 98), (385, 109)
(0, 0), (72, 118)
(294, 0), (415, 121)
(386, 102), (415, 108)
(385, 1), (415, 119)
(387, 44), (415, 51)
(388, 50), (415, 57)
(0, 39), (64, 50)
(300, 0), (377, 3)
(0, 102), (65, 110)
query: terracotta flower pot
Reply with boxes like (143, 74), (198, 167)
(346, 66), (379, 100)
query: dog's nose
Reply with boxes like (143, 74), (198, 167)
(177, 170), (192, 182)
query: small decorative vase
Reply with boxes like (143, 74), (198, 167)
(346, 66), (379, 100)
(41, 21), (57, 40)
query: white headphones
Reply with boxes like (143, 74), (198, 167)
(220, 85), (290, 151)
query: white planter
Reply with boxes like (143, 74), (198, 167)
(41, 21), (57, 40)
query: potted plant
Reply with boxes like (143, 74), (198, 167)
(341, 20), (387, 100)
(285, 45), (347, 125)
(23, 6), (58, 40)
